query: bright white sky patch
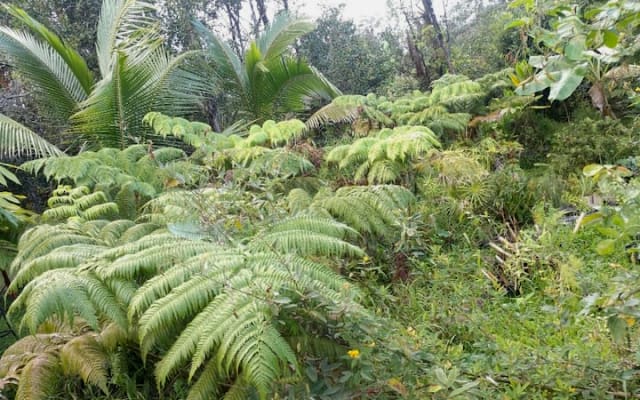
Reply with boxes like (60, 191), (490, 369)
(288, 0), (448, 24)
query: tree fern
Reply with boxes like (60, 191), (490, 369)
(325, 126), (440, 184)
(42, 185), (119, 222)
(287, 185), (415, 241)
(308, 75), (491, 138)
(0, 327), (116, 399)
(132, 248), (360, 399)
(428, 74), (485, 112)
(8, 211), (366, 396)
(22, 145), (203, 221)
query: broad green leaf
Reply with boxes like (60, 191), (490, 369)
(596, 239), (616, 256)
(583, 164), (604, 177)
(505, 18), (529, 29)
(528, 56), (547, 69)
(603, 30), (619, 48)
(578, 212), (603, 227)
(565, 36), (586, 60)
(515, 74), (552, 96)
(449, 380), (480, 397)
(608, 315), (627, 344)
(548, 68), (585, 101)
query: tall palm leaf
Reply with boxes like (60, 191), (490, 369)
(95, 0), (158, 78)
(2, 4), (94, 95)
(71, 49), (208, 148)
(197, 13), (340, 124)
(0, 20), (88, 121)
(0, 115), (63, 159)
(0, 0), (208, 153)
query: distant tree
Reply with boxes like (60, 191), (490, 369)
(448, 3), (514, 78)
(158, 0), (219, 51)
(298, 7), (400, 95)
(400, 0), (454, 88)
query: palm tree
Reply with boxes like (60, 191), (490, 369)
(196, 13), (341, 126)
(0, 0), (208, 153)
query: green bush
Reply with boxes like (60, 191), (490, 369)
(548, 117), (639, 175)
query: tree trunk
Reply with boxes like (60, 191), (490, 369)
(407, 33), (430, 89)
(281, 0), (289, 11)
(403, 10), (430, 89)
(223, 1), (244, 55)
(420, 0), (454, 74)
(254, 0), (269, 28)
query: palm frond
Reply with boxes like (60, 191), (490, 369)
(2, 4), (94, 94)
(96, 0), (158, 77)
(257, 13), (315, 61)
(72, 48), (206, 148)
(194, 20), (247, 95)
(0, 115), (63, 159)
(0, 26), (87, 120)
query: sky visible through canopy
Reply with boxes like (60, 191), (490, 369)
(289, 0), (449, 24)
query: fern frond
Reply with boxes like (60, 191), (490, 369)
(246, 149), (314, 179)
(186, 358), (224, 400)
(12, 269), (100, 332)
(10, 225), (101, 275)
(429, 74), (485, 113)
(15, 353), (61, 400)
(287, 188), (313, 214)
(128, 250), (240, 321)
(100, 240), (218, 280)
(367, 160), (403, 184)
(313, 185), (415, 238)
(384, 126), (439, 162)
(324, 144), (351, 165)
(135, 245), (359, 397)
(59, 334), (109, 393)
(305, 101), (359, 129)
(250, 230), (364, 257)
(10, 243), (106, 292)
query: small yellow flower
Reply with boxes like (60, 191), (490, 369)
(635, 87), (640, 93)
(347, 349), (360, 359)
(406, 326), (417, 337)
(625, 316), (636, 327)
(362, 255), (371, 263)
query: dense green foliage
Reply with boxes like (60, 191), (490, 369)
(1, 0), (640, 399)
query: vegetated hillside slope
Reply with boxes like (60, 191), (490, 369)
(1, 0), (640, 399)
